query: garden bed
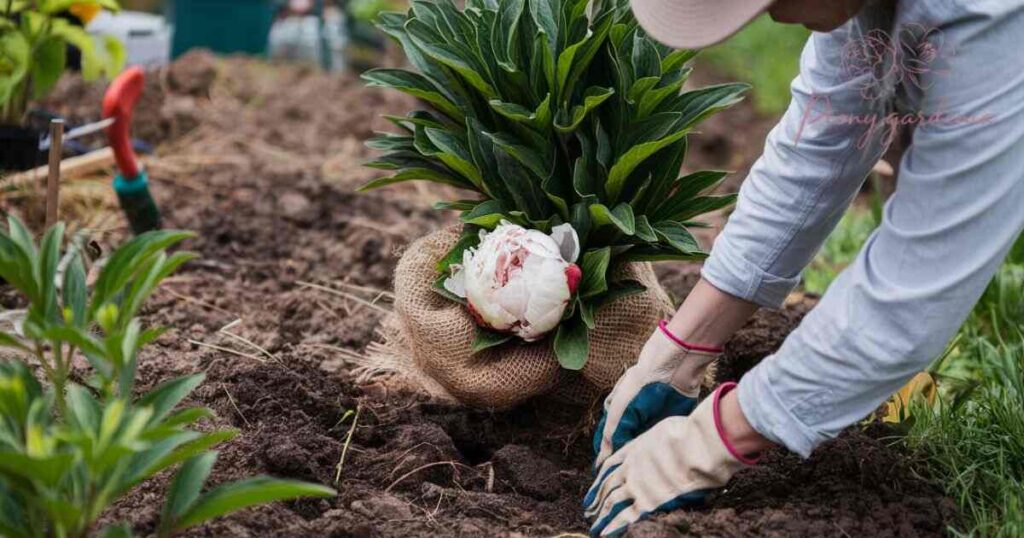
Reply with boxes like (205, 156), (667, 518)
(16, 54), (955, 537)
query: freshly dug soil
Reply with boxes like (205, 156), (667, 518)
(22, 55), (954, 536)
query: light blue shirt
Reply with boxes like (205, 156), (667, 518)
(701, 0), (1024, 457)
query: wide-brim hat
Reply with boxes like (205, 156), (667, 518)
(630, 0), (774, 49)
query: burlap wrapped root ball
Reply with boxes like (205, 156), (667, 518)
(383, 226), (674, 409)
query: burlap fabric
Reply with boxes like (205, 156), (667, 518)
(373, 226), (675, 409)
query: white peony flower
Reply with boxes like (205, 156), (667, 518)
(443, 221), (582, 342)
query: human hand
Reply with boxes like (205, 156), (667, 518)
(591, 320), (722, 470)
(584, 383), (757, 537)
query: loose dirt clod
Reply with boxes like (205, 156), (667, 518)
(40, 55), (954, 537)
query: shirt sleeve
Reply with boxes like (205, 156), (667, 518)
(737, 0), (1024, 457)
(701, 23), (892, 308)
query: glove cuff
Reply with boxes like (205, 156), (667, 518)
(712, 382), (761, 466)
(658, 320), (725, 353)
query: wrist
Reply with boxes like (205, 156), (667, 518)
(716, 384), (773, 459)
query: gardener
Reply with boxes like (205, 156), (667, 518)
(587, 0), (1024, 534)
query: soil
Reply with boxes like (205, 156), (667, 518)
(16, 53), (954, 537)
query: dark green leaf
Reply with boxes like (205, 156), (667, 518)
(579, 247), (611, 299)
(471, 327), (514, 353)
(363, 69), (464, 121)
(653, 221), (702, 255)
(553, 314), (589, 370)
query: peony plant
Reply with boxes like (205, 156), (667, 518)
(361, 0), (747, 368)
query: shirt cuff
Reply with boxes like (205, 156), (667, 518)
(700, 238), (803, 309)
(737, 358), (821, 459)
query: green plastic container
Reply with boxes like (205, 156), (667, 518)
(170, 0), (277, 58)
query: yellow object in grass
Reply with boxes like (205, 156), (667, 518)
(883, 372), (937, 424)
(68, 3), (103, 23)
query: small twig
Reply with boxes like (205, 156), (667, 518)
(484, 462), (495, 493)
(188, 339), (265, 362)
(163, 287), (235, 316)
(384, 461), (470, 494)
(218, 319), (280, 363)
(333, 404), (362, 485)
(221, 383), (251, 428)
(296, 280), (391, 314)
(45, 119), (64, 229)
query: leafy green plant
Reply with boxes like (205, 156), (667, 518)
(1, 0), (125, 125)
(361, 0), (747, 367)
(0, 217), (334, 538)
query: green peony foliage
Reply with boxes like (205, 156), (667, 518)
(361, 0), (747, 367)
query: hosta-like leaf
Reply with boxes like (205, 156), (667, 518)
(650, 170), (729, 220)
(492, 0), (525, 68)
(660, 48), (698, 73)
(359, 168), (470, 192)
(659, 193), (737, 223)
(460, 199), (509, 228)
(653, 221), (702, 255)
(670, 83), (750, 131)
(606, 129), (688, 202)
(406, 20), (499, 100)
(589, 203), (635, 235)
(363, 69), (464, 121)
(425, 127), (485, 188)
(553, 86), (614, 133)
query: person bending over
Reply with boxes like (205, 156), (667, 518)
(586, 0), (1024, 535)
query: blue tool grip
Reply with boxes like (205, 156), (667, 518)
(114, 171), (162, 235)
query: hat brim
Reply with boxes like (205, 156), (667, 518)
(630, 0), (774, 49)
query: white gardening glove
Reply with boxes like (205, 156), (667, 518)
(592, 320), (722, 470)
(584, 382), (758, 537)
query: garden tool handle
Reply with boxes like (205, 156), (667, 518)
(102, 67), (144, 179)
(102, 67), (161, 235)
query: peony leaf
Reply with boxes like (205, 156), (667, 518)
(471, 327), (514, 354)
(589, 203), (635, 236)
(653, 221), (702, 255)
(650, 171), (730, 220)
(554, 314), (589, 370)
(553, 86), (614, 134)
(362, 69), (464, 121)
(460, 199), (509, 228)
(605, 129), (688, 202)
(578, 247), (611, 299)
(358, 168), (470, 192)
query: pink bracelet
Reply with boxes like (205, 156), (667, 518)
(658, 320), (725, 354)
(712, 382), (762, 466)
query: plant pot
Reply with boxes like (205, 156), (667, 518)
(0, 124), (44, 172)
(169, 0), (277, 58)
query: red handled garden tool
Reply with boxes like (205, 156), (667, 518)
(103, 67), (162, 234)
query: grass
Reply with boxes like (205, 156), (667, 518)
(904, 234), (1024, 536)
(703, 15), (810, 115)
(905, 338), (1024, 537)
